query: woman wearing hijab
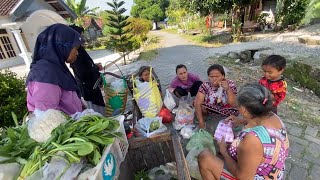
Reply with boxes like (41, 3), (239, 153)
(69, 25), (105, 116)
(26, 23), (83, 115)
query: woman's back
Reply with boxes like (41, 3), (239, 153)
(228, 118), (290, 179)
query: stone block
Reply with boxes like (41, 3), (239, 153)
(289, 143), (305, 158)
(306, 142), (320, 157)
(287, 156), (310, 169)
(227, 52), (240, 59)
(310, 165), (320, 180)
(288, 135), (309, 146)
(304, 135), (320, 145)
(305, 126), (319, 137)
(303, 154), (320, 165)
(289, 126), (303, 137)
(239, 50), (252, 63)
(287, 165), (308, 180)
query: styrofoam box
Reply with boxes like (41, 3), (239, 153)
(86, 115), (128, 180)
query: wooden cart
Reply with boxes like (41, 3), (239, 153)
(119, 131), (191, 180)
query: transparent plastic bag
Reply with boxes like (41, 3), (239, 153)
(214, 120), (234, 143)
(164, 89), (176, 111)
(186, 129), (216, 154)
(110, 79), (126, 93)
(135, 117), (167, 137)
(172, 93), (195, 130)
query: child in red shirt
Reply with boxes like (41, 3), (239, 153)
(259, 55), (287, 114)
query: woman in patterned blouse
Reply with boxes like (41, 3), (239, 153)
(198, 83), (290, 180)
(195, 64), (239, 129)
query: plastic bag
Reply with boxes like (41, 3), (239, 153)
(164, 89), (176, 110)
(186, 129), (216, 154)
(0, 157), (20, 180)
(172, 93), (195, 130)
(214, 120), (234, 143)
(186, 148), (203, 180)
(216, 86), (224, 104)
(71, 109), (103, 120)
(180, 125), (196, 139)
(148, 162), (177, 180)
(132, 68), (162, 117)
(135, 117), (167, 137)
(110, 79), (126, 93)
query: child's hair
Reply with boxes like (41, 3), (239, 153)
(207, 64), (225, 76)
(262, 55), (286, 71)
(138, 66), (151, 77)
(176, 64), (187, 74)
(237, 83), (273, 117)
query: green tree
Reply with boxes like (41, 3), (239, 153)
(276, 0), (308, 27)
(66, 0), (98, 26)
(302, 0), (320, 24)
(106, 0), (132, 65)
(131, 0), (170, 27)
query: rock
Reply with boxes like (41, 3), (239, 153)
(298, 35), (320, 45)
(239, 50), (252, 63)
(228, 52), (240, 59)
(235, 59), (240, 63)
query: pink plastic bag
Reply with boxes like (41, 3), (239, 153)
(214, 121), (234, 143)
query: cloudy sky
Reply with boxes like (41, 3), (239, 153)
(84, 0), (134, 15)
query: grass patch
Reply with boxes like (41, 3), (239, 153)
(162, 28), (231, 47)
(85, 45), (106, 51)
(138, 36), (161, 61)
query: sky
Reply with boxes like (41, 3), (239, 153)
(84, 0), (134, 15)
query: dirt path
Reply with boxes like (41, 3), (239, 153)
(118, 30), (320, 180)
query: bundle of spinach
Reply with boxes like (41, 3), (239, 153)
(1, 114), (124, 180)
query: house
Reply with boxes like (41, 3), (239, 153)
(82, 17), (103, 42)
(242, 0), (277, 32)
(0, 0), (76, 69)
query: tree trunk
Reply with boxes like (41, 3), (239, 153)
(123, 53), (126, 65)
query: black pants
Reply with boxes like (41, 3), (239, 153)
(173, 81), (202, 97)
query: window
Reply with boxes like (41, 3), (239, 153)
(0, 29), (16, 60)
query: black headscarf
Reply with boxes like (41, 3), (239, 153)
(26, 23), (84, 96)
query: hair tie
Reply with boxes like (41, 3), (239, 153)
(262, 98), (268, 105)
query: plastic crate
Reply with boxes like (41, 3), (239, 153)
(87, 115), (128, 180)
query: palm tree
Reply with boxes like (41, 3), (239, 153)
(66, 0), (98, 25)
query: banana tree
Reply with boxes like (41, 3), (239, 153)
(66, 0), (99, 26)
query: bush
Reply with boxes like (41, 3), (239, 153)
(0, 70), (27, 127)
(277, 0), (308, 27)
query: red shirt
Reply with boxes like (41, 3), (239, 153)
(259, 77), (287, 107)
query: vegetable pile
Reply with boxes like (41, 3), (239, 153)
(0, 111), (123, 179)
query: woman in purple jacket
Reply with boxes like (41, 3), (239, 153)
(26, 24), (83, 115)
(170, 64), (202, 97)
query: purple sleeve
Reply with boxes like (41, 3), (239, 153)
(189, 73), (201, 82)
(170, 77), (179, 88)
(27, 82), (62, 112)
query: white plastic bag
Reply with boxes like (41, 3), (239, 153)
(216, 86), (224, 104)
(110, 79), (125, 93)
(180, 125), (196, 139)
(135, 117), (167, 137)
(71, 109), (103, 120)
(164, 89), (176, 111)
(214, 120), (234, 143)
(172, 93), (195, 130)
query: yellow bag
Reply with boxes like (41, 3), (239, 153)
(132, 67), (162, 117)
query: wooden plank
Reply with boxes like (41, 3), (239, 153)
(160, 141), (173, 163)
(172, 132), (191, 180)
(151, 142), (166, 166)
(128, 148), (146, 172)
(129, 131), (171, 149)
(147, 144), (161, 168)
(167, 140), (175, 162)
(140, 145), (155, 170)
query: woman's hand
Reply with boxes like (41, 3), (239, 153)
(220, 80), (229, 91)
(217, 137), (228, 156)
(224, 115), (246, 127)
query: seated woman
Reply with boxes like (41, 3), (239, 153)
(170, 64), (202, 97)
(195, 64), (238, 129)
(198, 83), (290, 180)
(26, 24), (83, 115)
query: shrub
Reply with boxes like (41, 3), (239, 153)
(0, 70), (27, 127)
(277, 0), (308, 27)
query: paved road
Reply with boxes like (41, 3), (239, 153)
(126, 30), (320, 180)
